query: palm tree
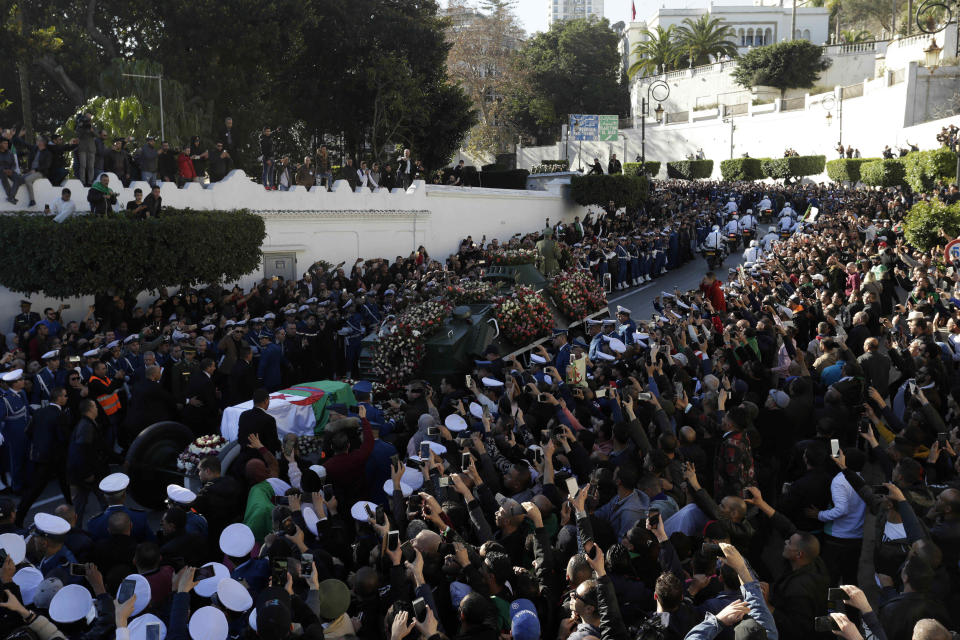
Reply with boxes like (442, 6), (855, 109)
(628, 25), (682, 78)
(675, 15), (739, 67)
(839, 28), (873, 43)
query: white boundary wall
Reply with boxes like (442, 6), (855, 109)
(519, 61), (960, 178)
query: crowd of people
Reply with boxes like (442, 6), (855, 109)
(0, 119), (438, 215)
(0, 163), (958, 640)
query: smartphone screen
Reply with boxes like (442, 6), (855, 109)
(565, 477), (579, 497)
(388, 530), (400, 550)
(118, 578), (137, 603)
(439, 476), (450, 488)
(145, 624), (160, 640)
(830, 438), (840, 457)
(69, 563), (86, 577)
(412, 597), (427, 622)
(390, 454), (399, 468)
(194, 565), (215, 581)
(461, 452), (471, 469)
(323, 484), (334, 501)
(427, 426), (440, 437)
(301, 553), (313, 576)
(419, 443), (431, 459)
(272, 558), (288, 584)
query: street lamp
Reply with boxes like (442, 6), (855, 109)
(122, 72), (165, 141)
(822, 93), (843, 146)
(916, 0), (959, 58)
(923, 37), (942, 70)
(641, 79), (670, 171)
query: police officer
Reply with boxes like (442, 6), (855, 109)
(703, 225), (725, 252)
(85, 472), (155, 542)
(744, 240), (764, 263)
(257, 332), (285, 392)
(629, 237), (642, 286)
(352, 380), (389, 435)
(1, 369), (32, 493)
(586, 319), (604, 361)
(120, 335), (144, 377)
(33, 350), (67, 405)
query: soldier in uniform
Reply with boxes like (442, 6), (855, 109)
(34, 512), (77, 578)
(1, 369), (31, 493)
(85, 472), (155, 542)
(586, 319), (604, 361)
(629, 237), (642, 286)
(120, 335), (144, 377)
(80, 349), (100, 382)
(13, 300), (40, 337)
(615, 237), (630, 290)
(342, 302), (365, 380)
(535, 227), (560, 276)
(169, 346), (200, 406)
(33, 350), (66, 405)
(17, 386), (72, 525)
(549, 328), (571, 372)
(257, 332), (285, 392)
(616, 306), (637, 346)
(166, 484), (209, 538)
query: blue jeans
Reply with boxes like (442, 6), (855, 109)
(321, 172), (333, 189)
(141, 170), (157, 187)
(262, 160), (274, 188)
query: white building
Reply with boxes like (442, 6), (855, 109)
(647, 4), (829, 51)
(547, 0), (605, 26)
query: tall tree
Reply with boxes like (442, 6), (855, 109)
(627, 25), (683, 78)
(732, 40), (831, 99)
(445, 0), (524, 162)
(675, 15), (738, 67)
(505, 17), (629, 145)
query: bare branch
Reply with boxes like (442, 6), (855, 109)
(37, 54), (85, 106)
(85, 0), (117, 59)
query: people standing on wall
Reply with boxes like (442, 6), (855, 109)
(208, 141), (233, 183)
(316, 145), (333, 190)
(259, 126), (275, 190)
(587, 157), (604, 175)
(607, 153), (622, 175)
(397, 148), (414, 189)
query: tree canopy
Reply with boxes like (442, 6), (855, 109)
(732, 40), (831, 99)
(0, 0), (475, 170)
(505, 17), (629, 145)
(628, 25), (682, 78)
(675, 16), (739, 67)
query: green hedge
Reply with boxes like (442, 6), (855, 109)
(623, 161), (662, 177)
(478, 169), (530, 189)
(481, 163), (506, 172)
(720, 158), (764, 181)
(904, 147), (957, 193)
(570, 174), (649, 209)
(861, 158), (906, 188)
(761, 155), (826, 181)
(0, 209), (266, 297)
(666, 160), (714, 180)
(825, 158), (880, 183)
(904, 198), (960, 251)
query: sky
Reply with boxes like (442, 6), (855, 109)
(440, 0), (756, 35)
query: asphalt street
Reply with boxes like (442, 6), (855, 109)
(606, 247), (746, 319)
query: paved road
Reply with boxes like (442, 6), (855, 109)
(605, 249), (746, 319)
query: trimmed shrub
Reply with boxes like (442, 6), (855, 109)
(905, 147), (957, 193)
(720, 158), (764, 181)
(570, 174), (649, 209)
(623, 161), (662, 177)
(478, 169), (530, 189)
(825, 157), (880, 183)
(903, 198), (960, 251)
(481, 163), (506, 172)
(860, 158), (907, 188)
(0, 209), (266, 297)
(761, 155), (826, 181)
(666, 160), (714, 180)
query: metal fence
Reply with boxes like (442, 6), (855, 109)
(782, 97), (806, 111)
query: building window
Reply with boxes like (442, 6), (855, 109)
(802, 29), (810, 40)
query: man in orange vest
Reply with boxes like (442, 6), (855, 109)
(86, 360), (126, 456)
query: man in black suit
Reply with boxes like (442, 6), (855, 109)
(228, 344), (258, 406)
(17, 387), (72, 525)
(232, 388), (280, 480)
(125, 365), (179, 441)
(182, 358), (220, 437)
